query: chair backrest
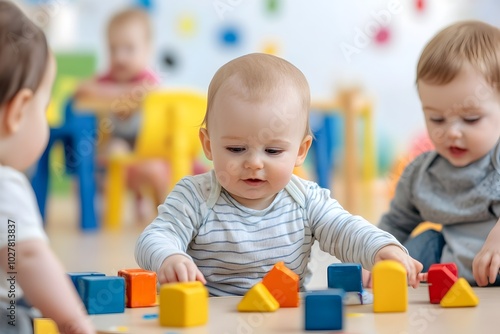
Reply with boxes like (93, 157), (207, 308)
(136, 90), (207, 184)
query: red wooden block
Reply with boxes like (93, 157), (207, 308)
(118, 269), (157, 308)
(427, 264), (457, 304)
(430, 263), (458, 278)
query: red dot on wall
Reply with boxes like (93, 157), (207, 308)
(416, 0), (425, 12)
(374, 27), (390, 45)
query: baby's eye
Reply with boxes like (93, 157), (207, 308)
(464, 117), (480, 124)
(429, 118), (444, 124)
(226, 147), (245, 153)
(265, 148), (283, 155)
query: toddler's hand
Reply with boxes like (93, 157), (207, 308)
(374, 245), (424, 288)
(59, 317), (95, 334)
(473, 224), (500, 286)
(158, 254), (206, 285)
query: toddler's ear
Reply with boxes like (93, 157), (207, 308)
(199, 128), (213, 161)
(295, 135), (312, 166)
(1, 88), (33, 135)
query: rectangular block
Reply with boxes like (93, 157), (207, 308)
(118, 269), (157, 308)
(305, 289), (344, 331)
(77, 276), (125, 315)
(34, 318), (59, 334)
(327, 263), (363, 292)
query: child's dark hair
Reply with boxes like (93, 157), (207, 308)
(0, 0), (49, 105)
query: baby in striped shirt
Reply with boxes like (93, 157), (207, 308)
(135, 53), (423, 296)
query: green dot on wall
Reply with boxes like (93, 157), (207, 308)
(266, 0), (280, 14)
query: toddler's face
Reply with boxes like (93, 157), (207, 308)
(107, 19), (150, 82)
(418, 63), (500, 167)
(200, 81), (311, 210)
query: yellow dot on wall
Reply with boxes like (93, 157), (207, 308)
(262, 42), (279, 56)
(177, 14), (196, 37)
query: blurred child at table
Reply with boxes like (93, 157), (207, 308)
(378, 21), (500, 287)
(0, 1), (94, 333)
(135, 53), (424, 296)
(76, 7), (168, 220)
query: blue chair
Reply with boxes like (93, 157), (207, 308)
(31, 99), (98, 230)
(309, 111), (341, 190)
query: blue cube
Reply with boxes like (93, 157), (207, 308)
(68, 272), (105, 291)
(327, 263), (362, 292)
(305, 289), (344, 331)
(77, 276), (125, 315)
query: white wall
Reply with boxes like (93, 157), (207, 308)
(28, 0), (500, 160)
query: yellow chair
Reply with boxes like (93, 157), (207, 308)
(104, 90), (207, 229)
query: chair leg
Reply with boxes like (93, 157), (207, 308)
(105, 158), (126, 229)
(76, 134), (98, 231)
(31, 139), (53, 224)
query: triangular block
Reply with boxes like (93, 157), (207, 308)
(238, 283), (279, 312)
(440, 278), (479, 308)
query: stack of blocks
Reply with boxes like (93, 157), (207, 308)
(159, 281), (209, 327)
(427, 263), (479, 307)
(237, 261), (299, 313)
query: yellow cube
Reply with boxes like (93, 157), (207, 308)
(34, 318), (59, 334)
(159, 281), (208, 327)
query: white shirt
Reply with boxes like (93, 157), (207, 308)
(136, 171), (403, 296)
(0, 165), (48, 301)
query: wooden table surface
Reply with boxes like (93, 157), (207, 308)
(92, 284), (500, 334)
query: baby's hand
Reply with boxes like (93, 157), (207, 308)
(472, 224), (500, 286)
(158, 254), (206, 285)
(374, 245), (424, 288)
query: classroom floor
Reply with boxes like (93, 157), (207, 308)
(45, 176), (392, 289)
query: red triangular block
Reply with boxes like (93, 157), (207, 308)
(427, 264), (457, 304)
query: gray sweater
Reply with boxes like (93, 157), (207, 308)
(378, 141), (500, 284)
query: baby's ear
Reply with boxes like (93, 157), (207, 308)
(1, 88), (33, 135)
(199, 128), (213, 161)
(295, 135), (312, 166)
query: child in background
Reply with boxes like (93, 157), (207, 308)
(378, 21), (500, 286)
(0, 1), (94, 333)
(135, 53), (424, 296)
(76, 8), (168, 220)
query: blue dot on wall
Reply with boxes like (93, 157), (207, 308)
(220, 26), (241, 47)
(135, 0), (153, 11)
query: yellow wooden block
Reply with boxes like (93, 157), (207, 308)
(238, 282), (280, 312)
(159, 281), (208, 327)
(373, 260), (407, 313)
(34, 318), (59, 334)
(440, 278), (479, 308)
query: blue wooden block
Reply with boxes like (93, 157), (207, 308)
(327, 263), (362, 292)
(77, 276), (125, 315)
(68, 272), (105, 291)
(304, 289), (344, 331)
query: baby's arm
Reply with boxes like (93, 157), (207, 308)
(0, 240), (94, 334)
(135, 179), (205, 285)
(472, 217), (500, 286)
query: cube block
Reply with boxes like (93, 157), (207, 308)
(159, 281), (208, 327)
(67, 272), (105, 290)
(327, 263), (363, 292)
(118, 269), (157, 308)
(304, 289), (344, 331)
(77, 276), (125, 315)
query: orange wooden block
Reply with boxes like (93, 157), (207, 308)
(118, 269), (157, 308)
(262, 262), (299, 307)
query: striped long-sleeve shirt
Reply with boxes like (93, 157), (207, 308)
(135, 170), (404, 296)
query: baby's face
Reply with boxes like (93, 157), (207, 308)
(418, 63), (500, 167)
(200, 82), (311, 210)
(107, 19), (150, 82)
